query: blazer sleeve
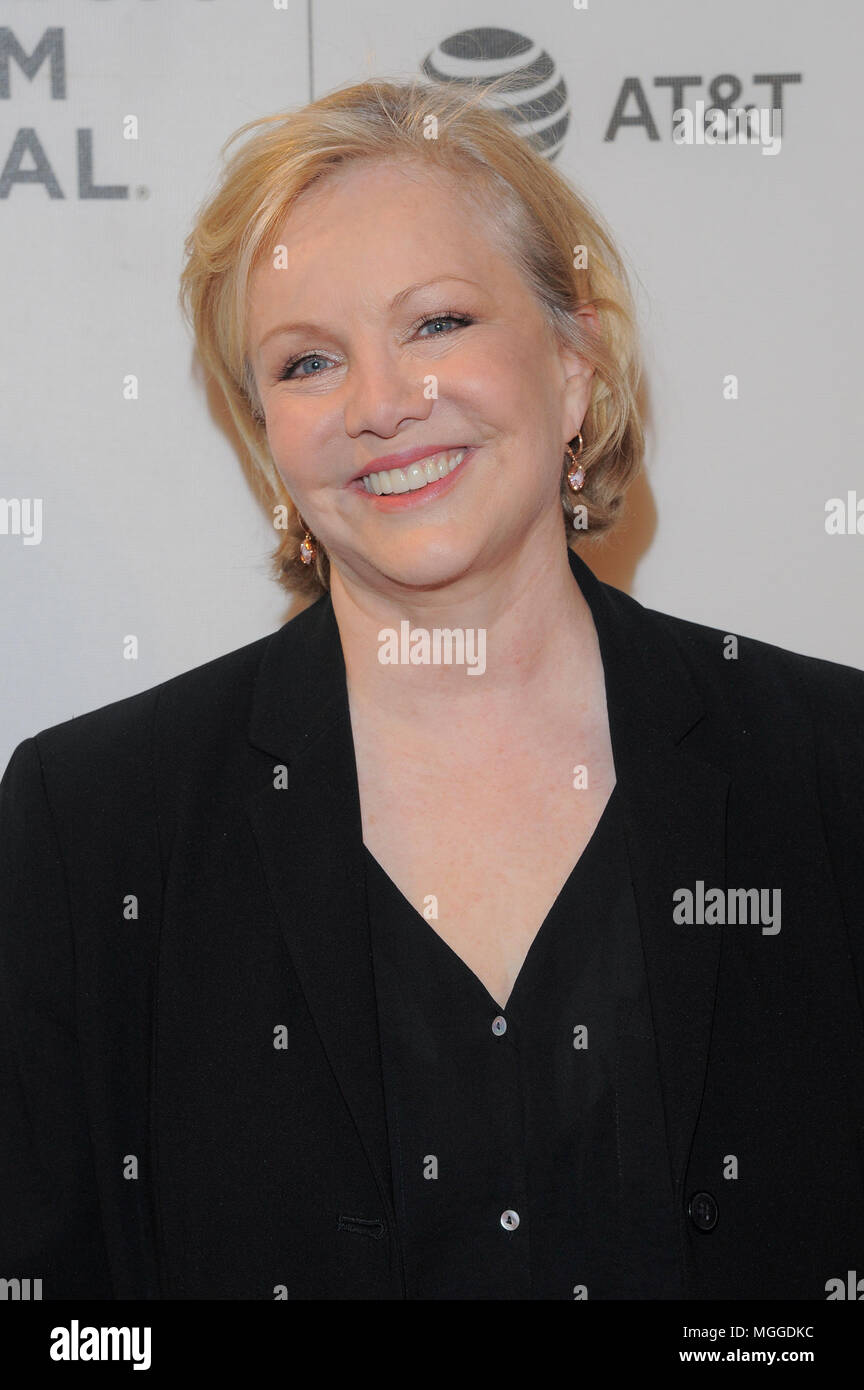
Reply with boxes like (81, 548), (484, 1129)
(0, 736), (113, 1298)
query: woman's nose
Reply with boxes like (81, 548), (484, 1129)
(342, 342), (432, 438)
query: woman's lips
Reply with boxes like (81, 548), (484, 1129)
(351, 447), (476, 510)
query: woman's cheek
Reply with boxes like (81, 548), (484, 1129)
(446, 344), (519, 413)
(266, 416), (304, 473)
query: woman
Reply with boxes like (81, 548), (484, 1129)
(1, 77), (862, 1302)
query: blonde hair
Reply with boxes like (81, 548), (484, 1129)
(178, 75), (645, 598)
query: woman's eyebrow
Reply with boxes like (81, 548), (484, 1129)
(389, 274), (484, 310)
(256, 275), (484, 351)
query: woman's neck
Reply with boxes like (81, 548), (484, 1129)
(329, 540), (603, 731)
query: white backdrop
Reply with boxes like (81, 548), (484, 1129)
(2, 0), (862, 770)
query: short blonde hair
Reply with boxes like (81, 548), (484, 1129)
(178, 76), (645, 598)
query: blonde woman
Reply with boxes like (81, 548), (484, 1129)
(1, 78), (862, 1301)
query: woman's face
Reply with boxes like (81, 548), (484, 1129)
(246, 158), (596, 594)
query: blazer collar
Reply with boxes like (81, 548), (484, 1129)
(244, 548), (730, 1266)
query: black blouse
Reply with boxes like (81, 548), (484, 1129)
(364, 784), (681, 1299)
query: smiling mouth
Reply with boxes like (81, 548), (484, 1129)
(359, 447), (469, 495)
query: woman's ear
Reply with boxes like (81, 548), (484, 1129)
(559, 303), (600, 440)
(559, 303), (601, 380)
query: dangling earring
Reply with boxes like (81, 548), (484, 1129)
(565, 432), (585, 493)
(297, 511), (317, 566)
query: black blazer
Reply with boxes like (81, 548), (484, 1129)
(2, 548), (863, 1301)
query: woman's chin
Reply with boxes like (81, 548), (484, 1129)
(363, 540), (482, 591)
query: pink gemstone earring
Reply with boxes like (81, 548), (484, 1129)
(297, 512), (317, 566)
(565, 432), (586, 493)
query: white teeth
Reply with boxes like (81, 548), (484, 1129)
(361, 448), (468, 494)
(407, 462), (428, 491)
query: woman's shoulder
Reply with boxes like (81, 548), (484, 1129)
(1, 621), (292, 806)
(584, 556), (864, 722)
(638, 595), (864, 749)
(639, 592), (863, 694)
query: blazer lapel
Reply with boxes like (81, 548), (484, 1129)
(570, 549), (731, 1198)
(242, 594), (399, 1244)
(243, 550), (731, 1237)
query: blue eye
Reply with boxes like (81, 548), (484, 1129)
(416, 312), (472, 336)
(277, 310), (472, 382)
(279, 353), (332, 382)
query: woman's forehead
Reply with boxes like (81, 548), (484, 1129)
(275, 157), (502, 244)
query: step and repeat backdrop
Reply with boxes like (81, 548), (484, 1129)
(1, 0), (861, 763)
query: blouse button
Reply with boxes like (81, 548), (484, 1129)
(500, 1209), (520, 1231)
(688, 1191), (719, 1232)
(491, 1015), (507, 1036)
